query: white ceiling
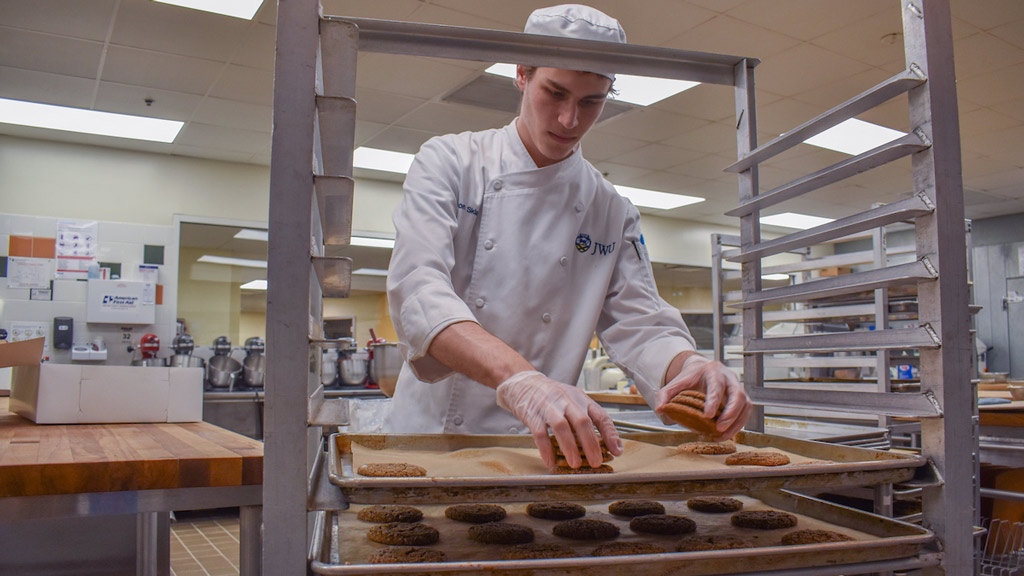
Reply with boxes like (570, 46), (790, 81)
(2, 0), (1024, 231)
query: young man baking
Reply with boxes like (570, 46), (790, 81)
(384, 4), (752, 470)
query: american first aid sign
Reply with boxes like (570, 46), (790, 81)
(87, 280), (156, 324)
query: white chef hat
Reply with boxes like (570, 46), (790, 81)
(524, 4), (626, 80)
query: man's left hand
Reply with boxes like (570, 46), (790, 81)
(654, 355), (751, 440)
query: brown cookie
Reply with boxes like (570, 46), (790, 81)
(686, 496), (744, 514)
(366, 522), (440, 546)
(555, 453), (613, 466)
(550, 464), (614, 474)
(526, 501), (587, 520)
(662, 398), (719, 436)
(467, 522), (535, 545)
(730, 510), (798, 530)
(781, 529), (854, 545)
(677, 441), (737, 455)
(591, 542), (666, 556)
(367, 546), (448, 563)
(356, 505), (424, 523)
(552, 518), (620, 540)
(501, 543), (578, 560)
(608, 499), (665, 517)
(357, 462), (427, 477)
(724, 451), (791, 467)
(676, 534), (755, 552)
(444, 504), (507, 524)
(629, 514), (696, 536)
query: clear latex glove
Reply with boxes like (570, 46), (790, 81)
(496, 370), (623, 469)
(654, 355), (752, 440)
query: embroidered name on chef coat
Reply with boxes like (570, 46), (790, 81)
(575, 233), (615, 256)
(457, 202), (479, 216)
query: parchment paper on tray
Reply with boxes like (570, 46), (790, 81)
(350, 439), (825, 478)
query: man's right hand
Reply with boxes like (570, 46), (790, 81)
(495, 370), (623, 469)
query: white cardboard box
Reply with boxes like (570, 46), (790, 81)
(3, 338), (203, 424)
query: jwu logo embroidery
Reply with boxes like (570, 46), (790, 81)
(575, 233), (615, 256)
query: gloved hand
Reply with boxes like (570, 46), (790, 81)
(496, 370), (623, 469)
(654, 355), (752, 440)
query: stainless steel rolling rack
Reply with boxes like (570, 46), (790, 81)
(265, 0), (973, 573)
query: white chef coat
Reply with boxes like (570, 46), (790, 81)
(384, 120), (696, 434)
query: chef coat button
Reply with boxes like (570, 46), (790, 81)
(493, 180), (504, 191)
(542, 313), (552, 323)
(560, 256), (568, 266)
(475, 298), (485, 308)
(508, 426), (519, 434)
(575, 203), (583, 213)
(453, 415), (464, 426)
(484, 240), (494, 250)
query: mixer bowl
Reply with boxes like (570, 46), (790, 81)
(207, 355), (242, 388)
(243, 354), (266, 387)
(338, 355), (368, 386)
(167, 354), (205, 369)
(370, 343), (402, 397)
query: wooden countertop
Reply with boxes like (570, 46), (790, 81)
(0, 397), (263, 498)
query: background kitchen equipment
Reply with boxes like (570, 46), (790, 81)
(369, 341), (400, 397)
(128, 333), (163, 367)
(337, 338), (367, 387)
(206, 336), (242, 389)
(242, 337), (266, 388)
(321, 348), (339, 387)
(166, 333), (205, 369)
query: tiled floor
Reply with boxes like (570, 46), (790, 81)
(171, 510), (241, 576)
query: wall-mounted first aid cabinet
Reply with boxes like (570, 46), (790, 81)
(86, 279), (156, 324)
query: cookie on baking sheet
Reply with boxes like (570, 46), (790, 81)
(552, 518), (620, 540)
(501, 543), (578, 560)
(356, 505), (424, 523)
(366, 522), (440, 546)
(591, 542), (666, 556)
(357, 462), (427, 477)
(367, 546), (448, 564)
(444, 503), (507, 524)
(676, 534), (755, 552)
(724, 451), (791, 467)
(467, 522), (535, 545)
(677, 441), (737, 455)
(555, 452), (614, 466)
(550, 464), (614, 474)
(526, 501), (587, 520)
(662, 391), (721, 436)
(608, 499), (665, 517)
(629, 514), (697, 536)
(781, 529), (854, 545)
(686, 496), (744, 514)
(730, 510), (798, 530)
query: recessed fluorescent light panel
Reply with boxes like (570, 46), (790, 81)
(240, 279), (267, 290)
(152, 0), (264, 19)
(614, 185), (704, 210)
(0, 98), (183, 143)
(351, 236), (396, 249)
(353, 268), (389, 277)
(760, 212), (835, 230)
(354, 147), (415, 174)
(234, 229), (269, 241)
(198, 255), (268, 268)
(762, 273), (791, 281)
(484, 64), (698, 106)
(803, 118), (905, 156)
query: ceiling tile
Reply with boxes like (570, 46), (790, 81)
(614, 142), (703, 171)
(320, 0), (429, 21)
(94, 82), (203, 121)
(725, 0), (892, 42)
(356, 53), (476, 100)
(190, 96), (272, 131)
(810, 8), (904, 67)
(753, 43), (872, 97)
(0, 0), (116, 41)
(590, 161), (652, 184)
(756, 97), (827, 139)
(857, 98), (911, 132)
(102, 45), (224, 95)
(790, 67), (895, 113)
(650, 83), (738, 122)
(355, 87), (429, 125)
(354, 120), (387, 146)
(660, 120), (736, 154)
(952, 32), (1024, 81)
(685, 0), (749, 14)
(0, 66), (96, 108)
(663, 14), (801, 60)
(667, 154), (735, 180)
(581, 131), (649, 162)
(0, 28), (103, 79)
(990, 19), (1024, 52)
(951, 0), (1024, 32)
(597, 107), (709, 144)
(209, 64), (274, 106)
(176, 123), (270, 156)
(966, 167), (1024, 193)
(991, 97), (1024, 123)
(625, 170), (710, 195)
(172, 142), (262, 165)
(395, 101), (512, 135)
(614, 1), (718, 46)
(110, 0), (250, 62)
(958, 107), (1022, 138)
(957, 63), (1024, 108)
(231, 23), (277, 71)
(364, 126), (437, 154)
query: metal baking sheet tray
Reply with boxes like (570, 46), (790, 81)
(309, 490), (934, 576)
(328, 431), (925, 504)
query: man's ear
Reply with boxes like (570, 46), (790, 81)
(514, 65), (528, 91)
